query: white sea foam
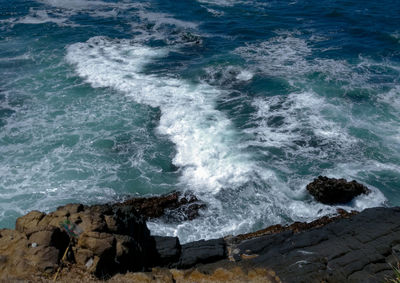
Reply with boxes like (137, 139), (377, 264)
(235, 34), (312, 78)
(39, 0), (143, 12)
(233, 32), (360, 87)
(234, 31), (400, 91)
(3, 0), (146, 28)
(233, 31), (391, 218)
(129, 9), (207, 46)
(243, 92), (389, 212)
(201, 6), (225, 17)
(66, 37), (255, 192)
(202, 65), (254, 87)
(379, 86), (400, 110)
(197, 0), (269, 8)
(2, 0), (142, 28)
(66, 37), (338, 242)
(138, 11), (198, 30)
(390, 31), (400, 43)
(65, 36), (388, 243)
(245, 91), (356, 158)
(236, 70), (254, 81)
(2, 8), (75, 27)
(197, 0), (237, 6)
(0, 53), (32, 62)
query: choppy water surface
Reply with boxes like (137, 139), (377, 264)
(0, 0), (399, 242)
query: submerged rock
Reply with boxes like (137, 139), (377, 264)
(117, 191), (205, 221)
(306, 176), (371, 204)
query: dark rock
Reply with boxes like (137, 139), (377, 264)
(306, 176), (371, 204)
(153, 236), (181, 266)
(177, 238), (226, 268)
(232, 208), (358, 244)
(117, 191), (205, 221)
(180, 32), (202, 45)
(228, 207), (400, 283)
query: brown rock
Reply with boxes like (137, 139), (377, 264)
(74, 248), (94, 266)
(0, 228), (59, 278)
(27, 245), (59, 273)
(0, 229), (31, 279)
(87, 255), (101, 274)
(15, 210), (46, 235)
(115, 235), (134, 259)
(104, 214), (118, 232)
(77, 232), (115, 256)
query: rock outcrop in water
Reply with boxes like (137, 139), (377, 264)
(306, 176), (371, 204)
(1, 190), (399, 282)
(117, 191), (205, 221)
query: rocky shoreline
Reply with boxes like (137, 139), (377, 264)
(0, 178), (399, 282)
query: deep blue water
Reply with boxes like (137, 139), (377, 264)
(0, 0), (399, 242)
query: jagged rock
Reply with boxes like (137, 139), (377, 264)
(1, 191), (204, 280)
(306, 176), (371, 204)
(232, 209), (358, 244)
(1, 201), (157, 279)
(117, 191), (205, 221)
(177, 238), (226, 268)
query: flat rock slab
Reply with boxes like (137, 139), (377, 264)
(177, 238), (226, 269)
(229, 207), (400, 283)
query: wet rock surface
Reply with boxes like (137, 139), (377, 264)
(117, 191), (206, 221)
(306, 176), (371, 204)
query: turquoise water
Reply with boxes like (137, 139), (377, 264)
(0, 0), (399, 243)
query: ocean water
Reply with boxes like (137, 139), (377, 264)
(0, 0), (399, 243)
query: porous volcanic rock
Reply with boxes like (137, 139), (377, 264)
(306, 176), (371, 204)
